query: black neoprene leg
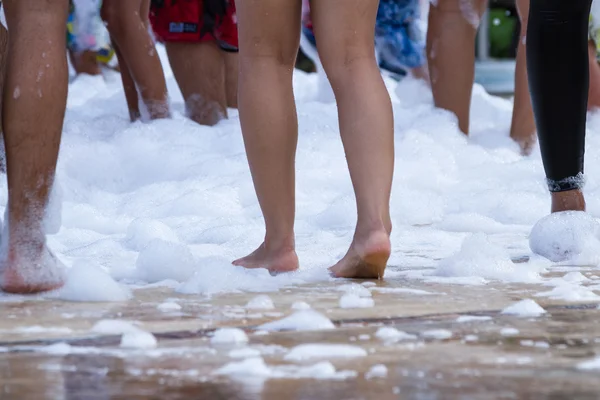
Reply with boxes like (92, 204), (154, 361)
(527, 0), (592, 192)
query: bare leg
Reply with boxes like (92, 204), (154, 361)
(69, 49), (102, 76)
(166, 41), (228, 126)
(0, 23), (8, 173)
(231, 0), (301, 273)
(587, 41), (600, 110)
(224, 51), (239, 109)
(1, 0), (68, 294)
(427, 0), (487, 134)
(510, 0), (536, 155)
(310, 0), (393, 279)
(101, 0), (169, 119)
(112, 42), (141, 122)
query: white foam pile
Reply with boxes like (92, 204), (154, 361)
(283, 344), (368, 362)
(214, 357), (356, 380)
(434, 234), (542, 283)
(90, 319), (157, 349)
(257, 310), (335, 332)
(210, 328), (249, 345)
(530, 212), (600, 265)
(246, 295), (275, 310)
(375, 327), (417, 342)
(501, 299), (546, 317)
(2, 44), (600, 305)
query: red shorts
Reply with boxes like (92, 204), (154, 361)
(150, 0), (238, 51)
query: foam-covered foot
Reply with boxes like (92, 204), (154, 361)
(1, 245), (65, 294)
(530, 211), (600, 263)
(329, 230), (390, 279)
(232, 244), (299, 274)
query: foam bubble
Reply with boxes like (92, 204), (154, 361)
(135, 239), (196, 283)
(530, 212), (600, 264)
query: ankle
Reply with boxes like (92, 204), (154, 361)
(551, 190), (586, 213)
(264, 235), (295, 254)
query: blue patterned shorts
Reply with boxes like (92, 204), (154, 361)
(301, 0), (426, 73)
(375, 0), (426, 72)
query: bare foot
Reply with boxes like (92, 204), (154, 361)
(232, 244), (299, 274)
(1, 244), (65, 294)
(329, 230), (391, 280)
(513, 134), (537, 156)
(551, 190), (586, 213)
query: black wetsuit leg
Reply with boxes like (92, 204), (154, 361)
(527, 0), (593, 192)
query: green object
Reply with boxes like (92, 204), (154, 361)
(488, 8), (517, 59)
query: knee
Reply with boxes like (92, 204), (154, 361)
(101, 1), (128, 38)
(319, 47), (376, 87)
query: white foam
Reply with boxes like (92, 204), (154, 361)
(365, 364), (388, 380)
(124, 218), (180, 251)
(157, 301), (182, 312)
(422, 329), (453, 340)
(375, 327), (417, 342)
(501, 299), (546, 317)
(530, 212), (600, 264)
(246, 295), (275, 310)
(291, 301), (311, 310)
(456, 315), (492, 323)
(229, 347), (261, 359)
(284, 344), (367, 362)
(577, 357), (600, 370)
(500, 327), (520, 336)
(55, 263), (131, 302)
(336, 283), (372, 298)
(91, 320), (140, 334)
(135, 239), (196, 283)
(214, 357), (356, 380)
(211, 328), (249, 345)
(120, 330), (157, 349)
(257, 310), (335, 332)
(339, 294), (374, 309)
(435, 234), (540, 283)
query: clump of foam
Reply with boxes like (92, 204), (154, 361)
(529, 212), (600, 264)
(422, 329), (453, 340)
(120, 330), (157, 349)
(135, 239), (196, 283)
(339, 294), (374, 309)
(211, 328), (249, 345)
(435, 233), (540, 283)
(365, 364), (388, 380)
(124, 218), (180, 251)
(291, 301), (311, 310)
(375, 327), (416, 342)
(157, 301), (181, 312)
(336, 283), (372, 298)
(246, 295), (275, 310)
(91, 319), (140, 334)
(284, 344), (367, 362)
(501, 299), (546, 317)
(56, 262), (131, 302)
(257, 310), (335, 332)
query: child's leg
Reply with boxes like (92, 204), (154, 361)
(224, 51), (239, 109)
(165, 41), (228, 126)
(527, 0), (591, 213)
(311, 0), (394, 279)
(70, 49), (102, 76)
(427, 0), (488, 134)
(101, 0), (169, 119)
(1, 0), (69, 293)
(112, 42), (141, 121)
(231, 0), (302, 273)
(510, 0), (536, 154)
